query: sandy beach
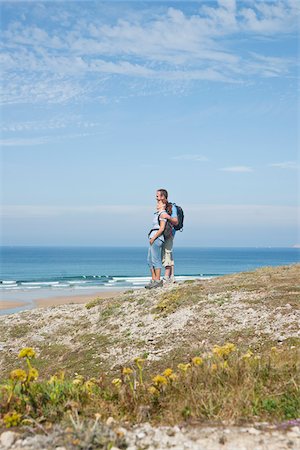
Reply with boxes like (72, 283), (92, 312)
(0, 301), (31, 312)
(0, 290), (127, 313)
(33, 290), (126, 308)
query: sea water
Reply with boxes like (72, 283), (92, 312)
(0, 246), (299, 314)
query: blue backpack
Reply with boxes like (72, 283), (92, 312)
(173, 204), (184, 231)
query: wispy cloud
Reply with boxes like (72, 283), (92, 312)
(1, 1), (298, 104)
(172, 154), (209, 162)
(0, 131), (103, 147)
(0, 117), (104, 133)
(219, 166), (253, 173)
(2, 204), (297, 228)
(270, 161), (300, 170)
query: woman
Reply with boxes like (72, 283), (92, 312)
(145, 201), (168, 289)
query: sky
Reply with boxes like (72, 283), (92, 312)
(0, 0), (299, 247)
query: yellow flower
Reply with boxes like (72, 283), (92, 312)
(18, 347), (36, 359)
(134, 357), (145, 368)
(242, 350), (253, 360)
(152, 375), (168, 386)
(73, 374), (85, 386)
(112, 378), (122, 387)
(10, 369), (27, 382)
(28, 368), (39, 381)
(148, 386), (159, 395)
(177, 363), (191, 372)
(122, 367), (133, 375)
(192, 356), (203, 366)
(211, 363), (218, 372)
(163, 368), (173, 377)
(3, 412), (22, 428)
(168, 373), (178, 382)
(212, 343), (236, 358)
(220, 361), (228, 370)
(85, 380), (96, 391)
(271, 347), (277, 352)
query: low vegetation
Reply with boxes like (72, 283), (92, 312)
(0, 341), (299, 432)
(0, 264), (299, 435)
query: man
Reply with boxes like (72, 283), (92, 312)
(156, 189), (178, 284)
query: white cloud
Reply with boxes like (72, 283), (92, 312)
(219, 166), (253, 172)
(2, 204), (297, 229)
(0, 131), (102, 147)
(270, 161), (300, 170)
(172, 154), (209, 162)
(0, 1), (298, 104)
(2, 205), (152, 219)
(185, 204), (298, 227)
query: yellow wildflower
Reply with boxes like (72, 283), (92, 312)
(213, 343), (236, 358)
(122, 367), (133, 375)
(271, 347), (277, 352)
(3, 412), (22, 428)
(73, 374), (85, 386)
(192, 356), (203, 366)
(211, 363), (218, 372)
(168, 373), (178, 382)
(112, 378), (122, 388)
(85, 380), (96, 391)
(10, 369), (27, 382)
(177, 363), (191, 372)
(242, 350), (253, 360)
(163, 368), (173, 377)
(152, 375), (168, 386)
(28, 368), (39, 381)
(134, 357), (145, 368)
(148, 386), (159, 395)
(18, 347), (36, 359)
(220, 361), (228, 370)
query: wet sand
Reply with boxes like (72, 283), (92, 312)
(34, 290), (126, 308)
(0, 290), (127, 313)
(0, 301), (31, 311)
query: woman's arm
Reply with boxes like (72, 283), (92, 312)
(149, 219), (166, 245)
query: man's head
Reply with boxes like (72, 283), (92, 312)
(156, 189), (168, 202)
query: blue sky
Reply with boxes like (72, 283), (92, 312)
(1, 0), (299, 247)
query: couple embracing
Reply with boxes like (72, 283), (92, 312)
(146, 188), (181, 290)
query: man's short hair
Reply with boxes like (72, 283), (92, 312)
(157, 189), (168, 199)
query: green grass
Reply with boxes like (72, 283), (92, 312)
(1, 342), (299, 430)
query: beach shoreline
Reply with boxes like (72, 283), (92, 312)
(0, 289), (127, 314)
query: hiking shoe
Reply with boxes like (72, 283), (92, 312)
(145, 280), (155, 289)
(163, 277), (171, 285)
(151, 280), (163, 289)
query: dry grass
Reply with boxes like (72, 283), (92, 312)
(0, 264), (299, 382)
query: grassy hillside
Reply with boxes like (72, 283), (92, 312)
(0, 264), (299, 432)
(0, 264), (299, 379)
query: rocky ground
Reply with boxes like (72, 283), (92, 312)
(0, 264), (299, 449)
(1, 420), (300, 450)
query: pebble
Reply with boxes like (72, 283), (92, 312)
(247, 427), (261, 435)
(136, 431), (146, 439)
(0, 431), (17, 448)
(106, 416), (116, 426)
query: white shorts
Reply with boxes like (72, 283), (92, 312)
(162, 237), (174, 267)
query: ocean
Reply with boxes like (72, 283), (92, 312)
(0, 246), (299, 315)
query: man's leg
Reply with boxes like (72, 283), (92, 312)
(162, 237), (174, 281)
(165, 265), (172, 278)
